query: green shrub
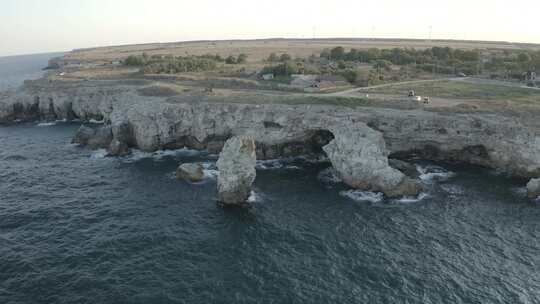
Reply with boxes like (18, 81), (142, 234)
(237, 54), (248, 64)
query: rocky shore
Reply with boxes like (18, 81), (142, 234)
(2, 79), (540, 198)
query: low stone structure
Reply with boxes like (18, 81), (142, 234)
(216, 136), (257, 206)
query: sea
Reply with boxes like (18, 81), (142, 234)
(1, 53), (540, 304)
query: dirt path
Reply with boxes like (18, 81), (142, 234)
(327, 77), (461, 97)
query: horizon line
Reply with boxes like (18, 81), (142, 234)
(3, 36), (540, 58)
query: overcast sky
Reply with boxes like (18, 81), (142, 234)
(0, 0), (538, 56)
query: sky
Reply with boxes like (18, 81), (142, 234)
(0, 0), (538, 56)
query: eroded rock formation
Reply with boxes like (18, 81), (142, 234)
(72, 125), (112, 149)
(322, 119), (420, 197)
(107, 139), (131, 157)
(3, 79), (540, 196)
(217, 136), (257, 206)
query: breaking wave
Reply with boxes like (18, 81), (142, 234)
(417, 164), (455, 183)
(317, 167), (342, 185)
(340, 190), (384, 203)
(90, 149), (108, 159)
(392, 192), (429, 204)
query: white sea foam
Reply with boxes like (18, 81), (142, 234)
(256, 158), (300, 170)
(90, 149), (108, 159)
(392, 192), (429, 204)
(439, 184), (465, 195)
(203, 169), (219, 179)
(340, 190), (384, 203)
(417, 165), (455, 183)
(89, 119), (104, 124)
(37, 122), (57, 127)
(248, 191), (262, 203)
(318, 167), (342, 184)
(122, 148), (204, 163)
(511, 186), (527, 197)
(256, 159), (284, 170)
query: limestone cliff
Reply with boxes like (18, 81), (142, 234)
(2, 80), (540, 188)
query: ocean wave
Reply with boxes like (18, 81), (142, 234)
(248, 191), (263, 203)
(256, 157), (305, 170)
(37, 122), (57, 127)
(340, 190), (384, 203)
(90, 149), (108, 159)
(122, 148), (205, 163)
(511, 186), (527, 197)
(202, 162), (219, 179)
(417, 165), (455, 183)
(89, 119), (105, 124)
(3, 155), (28, 161)
(393, 192), (429, 203)
(318, 167), (342, 185)
(256, 159), (284, 170)
(439, 184), (465, 195)
(37, 119), (68, 127)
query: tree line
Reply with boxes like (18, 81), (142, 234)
(124, 52), (248, 74)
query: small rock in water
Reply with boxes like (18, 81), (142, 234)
(177, 163), (205, 183)
(527, 178), (540, 199)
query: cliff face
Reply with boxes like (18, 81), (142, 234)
(2, 81), (540, 181)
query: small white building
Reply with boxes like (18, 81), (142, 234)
(262, 73), (274, 80)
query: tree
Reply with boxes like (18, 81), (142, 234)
(345, 48), (358, 61)
(373, 60), (392, 73)
(267, 53), (279, 62)
(518, 53), (531, 63)
(237, 54), (248, 64)
(338, 69), (359, 84)
(279, 53), (292, 62)
(125, 55), (145, 66)
(330, 47), (345, 60)
(320, 49), (331, 59)
(225, 55), (237, 64)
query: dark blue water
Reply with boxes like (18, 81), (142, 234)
(0, 53), (63, 90)
(2, 55), (540, 304)
(2, 123), (540, 304)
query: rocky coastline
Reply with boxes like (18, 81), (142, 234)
(2, 79), (540, 199)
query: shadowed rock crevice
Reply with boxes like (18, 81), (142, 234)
(390, 144), (491, 167)
(255, 129), (335, 160)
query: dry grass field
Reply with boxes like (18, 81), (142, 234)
(65, 38), (540, 63)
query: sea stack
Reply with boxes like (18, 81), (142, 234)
(323, 121), (421, 197)
(216, 136), (257, 206)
